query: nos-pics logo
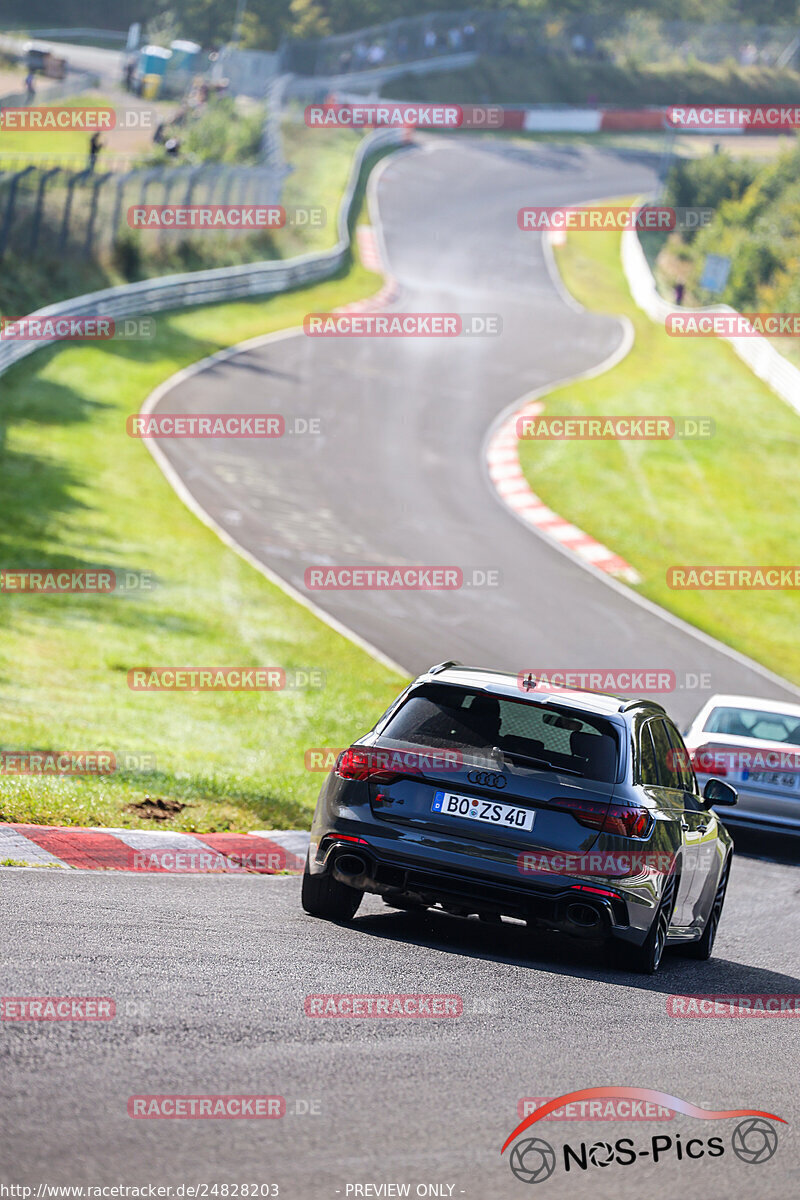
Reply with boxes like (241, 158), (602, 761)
(502, 1088), (783, 1184)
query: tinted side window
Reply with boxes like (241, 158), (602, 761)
(650, 720), (683, 789)
(664, 721), (696, 793)
(638, 722), (659, 786)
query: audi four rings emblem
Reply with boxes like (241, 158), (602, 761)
(467, 770), (507, 789)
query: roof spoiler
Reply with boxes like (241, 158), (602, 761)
(620, 698), (667, 713)
(428, 660), (462, 675)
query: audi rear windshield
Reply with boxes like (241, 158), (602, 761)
(378, 684), (620, 783)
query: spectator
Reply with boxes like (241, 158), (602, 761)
(24, 70), (35, 103)
(463, 23), (476, 51)
(448, 27), (463, 51)
(164, 136), (181, 157)
(424, 28), (437, 56)
(88, 130), (103, 171)
(674, 282), (685, 305)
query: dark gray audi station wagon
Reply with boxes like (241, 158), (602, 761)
(302, 663), (737, 973)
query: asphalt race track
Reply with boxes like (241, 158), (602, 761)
(147, 138), (798, 724)
(2, 847), (799, 1197)
(3, 139), (799, 1198)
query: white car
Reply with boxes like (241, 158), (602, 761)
(683, 694), (800, 834)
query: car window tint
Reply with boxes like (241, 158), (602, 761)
(664, 721), (696, 792)
(638, 722), (659, 785)
(705, 706), (800, 745)
(380, 684), (619, 782)
(650, 719), (683, 789)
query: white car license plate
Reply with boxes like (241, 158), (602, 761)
(741, 769), (800, 791)
(431, 789), (535, 831)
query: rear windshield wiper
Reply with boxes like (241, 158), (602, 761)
(493, 746), (584, 776)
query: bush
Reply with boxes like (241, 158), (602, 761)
(663, 140), (800, 311)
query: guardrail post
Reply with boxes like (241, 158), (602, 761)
(59, 168), (92, 252)
(0, 165), (35, 261)
(29, 167), (62, 254)
(85, 173), (112, 257)
(219, 166), (235, 206)
(182, 166), (204, 206)
(111, 171), (136, 246)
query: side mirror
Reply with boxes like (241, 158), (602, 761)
(703, 777), (737, 807)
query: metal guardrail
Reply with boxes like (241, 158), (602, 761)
(621, 224), (800, 418)
(0, 127), (406, 379)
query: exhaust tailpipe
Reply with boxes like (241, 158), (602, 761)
(566, 902), (601, 929)
(333, 852), (368, 883)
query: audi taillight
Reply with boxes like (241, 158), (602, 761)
(555, 797), (650, 839)
(334, 747), (399, 783)
(552, 797), (607, 830)
(602, 805), (651, 838)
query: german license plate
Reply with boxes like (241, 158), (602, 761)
(431, 789), (535, 831)
(741, 769), (800, 791)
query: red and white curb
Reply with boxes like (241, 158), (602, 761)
(486, 399), (641, 584)
(334, 225), (399, 314)
(0, 824), (310, 873)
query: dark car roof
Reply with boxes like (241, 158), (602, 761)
(416, 664), (666, 720)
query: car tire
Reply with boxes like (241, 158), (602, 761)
(620, 870), (679, 975)
(683, 855), (731, 961)
(301, 858), (362, 921)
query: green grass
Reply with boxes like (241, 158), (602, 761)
(0, 196), (408, 832)
(517, 206), (800, 686)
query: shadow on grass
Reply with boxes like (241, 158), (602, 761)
(0, 319), (231, 639)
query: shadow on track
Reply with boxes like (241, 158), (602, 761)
(348, 905), (800, 997)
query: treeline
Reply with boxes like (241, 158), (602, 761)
(6, 0), (800, 51)
(664, 144), (800, 313)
